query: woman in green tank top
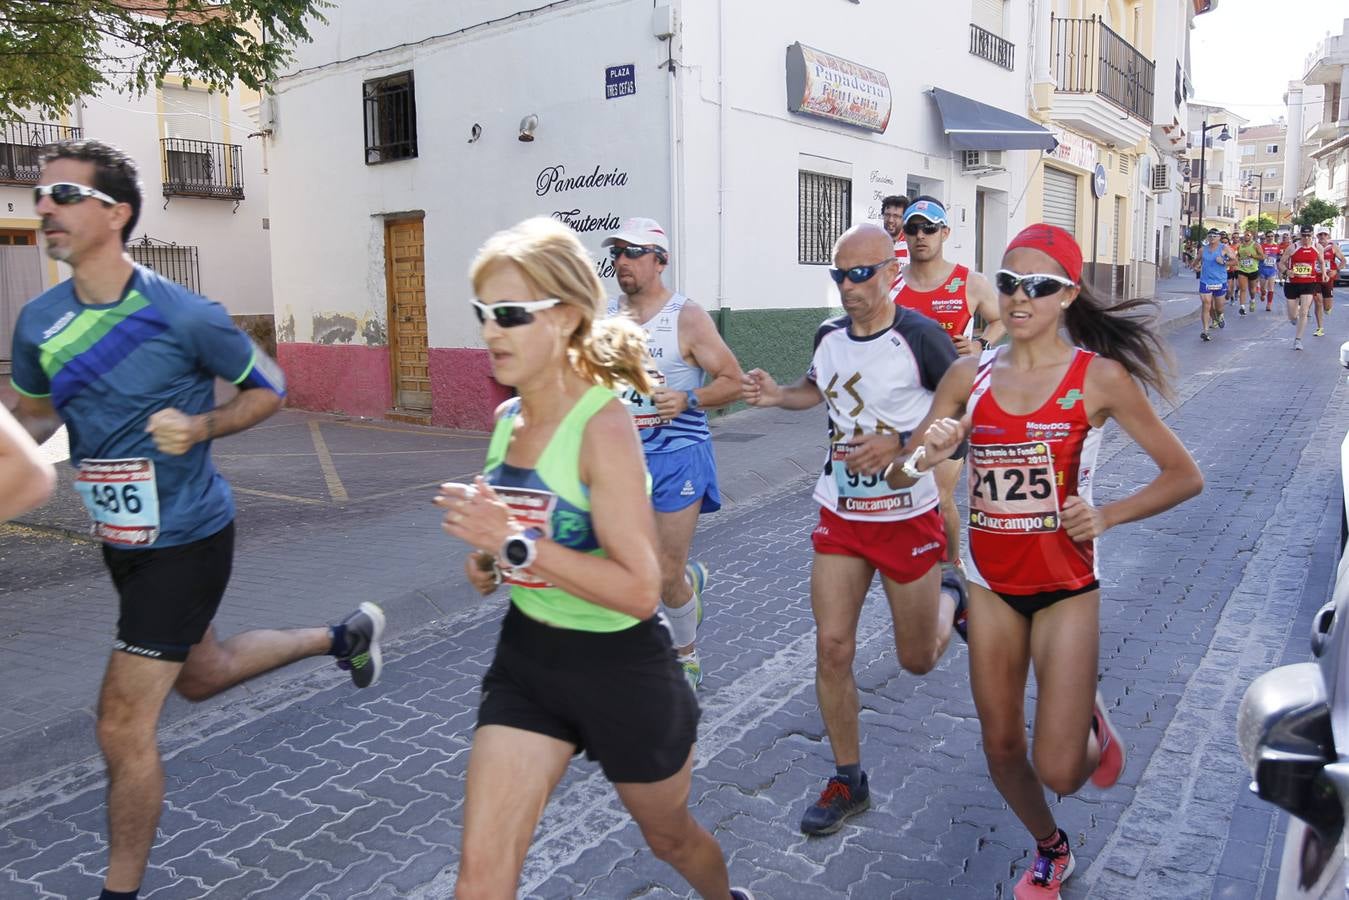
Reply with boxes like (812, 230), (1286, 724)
(434, 218), (754, 900)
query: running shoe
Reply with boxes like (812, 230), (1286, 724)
(1238, 304), (1246, 316)
(1315, 327), (1325, 337)
(1249, 300), (1256, 313)
(730, 891), (756, 900)
(1013, 845), (1076, 900)
(678, 650), (703, 690)
(1266, 303), (1273, 311)
(1200, 331), (1211, 342)
(685, 561), (708, 627)
(1090, 691), (1126, 788)
(941, 561), (969, 643)
(800, 773), (870, 835)
(1216, 312), (1225, 328)
(334, 602), (386, 688)
(1294, 339), (1304, 351)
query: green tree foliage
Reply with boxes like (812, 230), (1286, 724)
(0, 1), (329, 122)
(1295, 197), (1344, 229)
(1238, 214), (1279, 235)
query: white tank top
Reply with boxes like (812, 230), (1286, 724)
(606, 293), (711, 453)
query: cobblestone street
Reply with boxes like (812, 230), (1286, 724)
(2, 305), (1346, 898)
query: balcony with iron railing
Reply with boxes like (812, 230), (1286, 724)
(0, 121), (83, 185)
(969, 23), (1014, 71)
(160, 138), (244, 200)
(1049, 14), (1155, 146)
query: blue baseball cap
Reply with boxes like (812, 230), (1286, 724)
(903, 199), (948, 227)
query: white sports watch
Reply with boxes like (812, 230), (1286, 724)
(900, 447), (928, 480)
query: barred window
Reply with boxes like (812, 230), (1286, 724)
(128, 237), (201, 294)
(799, 171), (851, 265)
(364, 72), (418, 164)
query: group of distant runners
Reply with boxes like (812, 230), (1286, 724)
(1193, 224), (1345, 349)
(6, 144), (1204, 900)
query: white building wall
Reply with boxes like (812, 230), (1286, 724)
(674, 0), (1033, 314)
(0, 84), (271, 317)
(267, 0), (669, 351)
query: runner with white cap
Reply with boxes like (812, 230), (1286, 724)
(604, 217), (744, 689)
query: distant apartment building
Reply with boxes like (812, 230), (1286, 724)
(1236, 122), (1288, 226)
(0, 65), (273, 365)
(1286, 17), (1349, 237)
(1184, 102), (1247, 232)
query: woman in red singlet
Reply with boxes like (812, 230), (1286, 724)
(886, 224), (1203, 899)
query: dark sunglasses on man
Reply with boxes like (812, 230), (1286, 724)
(608, 245), (664, 261)
(828, 259), (893, 285)
(902, 221), (943, 237)
(34, 183), (118, 207)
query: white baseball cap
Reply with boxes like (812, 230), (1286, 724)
(602, 217), (669, 252)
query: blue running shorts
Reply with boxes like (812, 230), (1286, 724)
(648, 440), (722, 514)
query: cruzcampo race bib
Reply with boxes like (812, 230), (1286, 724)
(831, 441), (914, 516)
(617, 368), (667, 430)
(968, 442), (1060, 534)
(74, 458), (161, 546)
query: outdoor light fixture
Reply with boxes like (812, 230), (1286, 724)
(518, 114), (538, 142)
(468, 123), (482, 143)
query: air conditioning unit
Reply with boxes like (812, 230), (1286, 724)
(961, 149), (1004, 171)
(1151, 166), (1171, 191)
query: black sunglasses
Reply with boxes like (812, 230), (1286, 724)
(608, 245), (664, 261)
(994, 269), (1076, 299)
(902, 222), (943, 237)
(34, 182), (118, 207)
(470, 298), (560, 328)
(828, 259), (892, 285)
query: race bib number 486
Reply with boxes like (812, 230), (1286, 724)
(74, 458), (160, 546)
(968, 442), (1059, 534)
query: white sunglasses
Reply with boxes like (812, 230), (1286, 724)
(994, 269), (1077, 299)
(470, 298), (561, 328)
(34, 182), (119, 207)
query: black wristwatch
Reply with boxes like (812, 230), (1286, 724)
(501, 527), (544, 569)
(976, 336), (990, 350)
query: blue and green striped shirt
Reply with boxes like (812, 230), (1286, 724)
(10, 265), (285, 547)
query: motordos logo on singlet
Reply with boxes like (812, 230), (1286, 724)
(945, 277), (965, 294)
(1025, 420), (1073, 440)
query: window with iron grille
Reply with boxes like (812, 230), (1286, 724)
(364, 72), (417, 164)
(128, 236), (201, 294)
(798, 171), (851, 265)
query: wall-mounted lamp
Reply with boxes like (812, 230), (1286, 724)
(468, 123), (482, 143)
(518, 114), (538, 142)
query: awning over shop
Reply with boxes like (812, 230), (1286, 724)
(929, 88), (1058, 152)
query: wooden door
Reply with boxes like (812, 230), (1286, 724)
(384, 217), (431, 411)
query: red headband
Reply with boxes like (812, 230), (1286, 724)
(1005, 223), (1083, 284)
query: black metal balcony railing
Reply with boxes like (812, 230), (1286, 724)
(970, 23), (1015, 71)
(1051, 14), (1155, 124)
(160, 138), (244, 200)
(0, 121), (83, 185)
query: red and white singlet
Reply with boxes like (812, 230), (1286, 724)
(1325, 244), (1341, 281)
(964, 347), (1104, 595)
(888, 238), (910, 299)
(894, 263), (974, 339)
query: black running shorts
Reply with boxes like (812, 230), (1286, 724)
(101, 522), (234, 662)
(1286, 282), (1323, 300)
(477, 603), (700, 783)
(996, 580), (1100, 620)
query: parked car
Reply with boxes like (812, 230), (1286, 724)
(1238, 430), (1349, 897)
(1338, 242), (1349, 287)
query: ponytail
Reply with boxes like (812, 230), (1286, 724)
(1063, 282), (1174, 401)
(571, 316), (654, 393)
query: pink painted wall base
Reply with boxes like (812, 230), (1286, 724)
(276, 343), (507, 432)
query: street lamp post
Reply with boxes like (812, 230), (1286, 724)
(1197, 118), (1232, 231)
